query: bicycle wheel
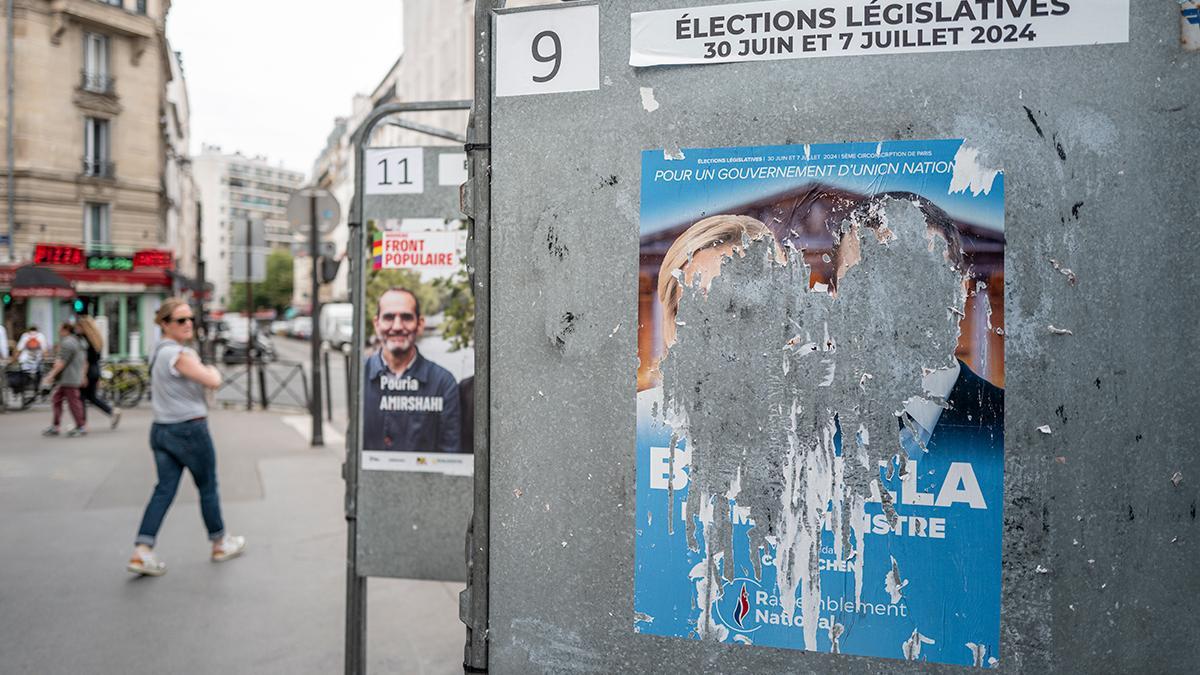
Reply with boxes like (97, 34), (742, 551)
(112, 370), (146, 408)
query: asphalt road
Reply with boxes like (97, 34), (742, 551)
(0, 405), (464, 674)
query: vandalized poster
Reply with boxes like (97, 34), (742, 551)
(635, 139), (1005, 667)
(361, 218), (475, 476)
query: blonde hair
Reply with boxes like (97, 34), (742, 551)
(75, 315), (103, 352)
(154, 298), (191, 326)
(657, 214), (780, 346)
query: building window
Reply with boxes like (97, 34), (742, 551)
(136, 0), (147, 14)
(102, 0), (123, 7)
(85, 203), (111, 248)
(83, 117), (112, 177)
(82, 33), (112, 94)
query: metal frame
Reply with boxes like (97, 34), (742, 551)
(344, 98), (477, 675)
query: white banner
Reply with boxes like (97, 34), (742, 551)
(630, 0), (1129, 67)
(376, 231), (459, 271)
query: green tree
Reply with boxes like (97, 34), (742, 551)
(432, 259), (474, 351)
(228, 248), (294, 313)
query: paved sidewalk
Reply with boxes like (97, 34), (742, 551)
(0, 406), (464, 674)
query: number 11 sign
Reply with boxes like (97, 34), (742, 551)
(495, 4), (600, 98)
(365, 147), (425, 195)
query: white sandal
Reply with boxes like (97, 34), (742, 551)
(127, 549), (167, 577)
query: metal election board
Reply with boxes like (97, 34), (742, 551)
(481, 1), (1197, 673)
(356, 141), (473, 582)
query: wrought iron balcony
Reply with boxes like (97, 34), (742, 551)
(82, 158), (116, 178)
(80, 69), (116, 95)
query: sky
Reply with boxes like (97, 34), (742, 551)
(167, 1), (405, 178)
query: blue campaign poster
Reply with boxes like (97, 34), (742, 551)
(634, 139), (1005, 667)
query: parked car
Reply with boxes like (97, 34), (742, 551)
(220, 316), (277, 364)
(270, 320), (290, 336)
(289, 316), (313, 340)
(320, 303), (354, 350)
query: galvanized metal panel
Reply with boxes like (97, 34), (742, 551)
(485, 1), (1198, 672)
(356, 144), (473, 582)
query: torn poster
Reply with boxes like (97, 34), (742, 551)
(635, 139), (1005, 667)
(630, 0), (1129, 67)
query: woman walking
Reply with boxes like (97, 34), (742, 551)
(74, 316), (121, 429)
(127, 299), (245, 576)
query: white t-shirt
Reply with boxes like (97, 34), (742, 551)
(16, 331), (47, 370)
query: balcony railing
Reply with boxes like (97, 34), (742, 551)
(83, 158), (116, 178)
(80, 69), (116, 95)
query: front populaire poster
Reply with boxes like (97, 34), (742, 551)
(634, 139), (1005, 667)
(360, 218), (475, 476)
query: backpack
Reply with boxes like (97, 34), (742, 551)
(25, 335), (40, 350)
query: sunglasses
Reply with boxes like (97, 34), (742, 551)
(169, 316), (195, 325)
(379, 312), (418, 325)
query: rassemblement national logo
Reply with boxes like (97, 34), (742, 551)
(712, 578), (764, 634)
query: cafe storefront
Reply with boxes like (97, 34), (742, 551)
(0, 244), (175, 359)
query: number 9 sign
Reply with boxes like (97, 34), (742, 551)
(495, 4), (600, 98)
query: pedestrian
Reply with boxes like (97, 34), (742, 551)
(16, 325), (46, 375)
(127, 298), (245, 577)
(41, 322), (87, 437)
(73, 316), (121, 429)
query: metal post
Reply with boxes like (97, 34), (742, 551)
(244, 221), (253, 412)
(323, 347), (332, 421)
(464, 4), (494, 669)
(5, 0), (15, 262)
(344, 204), (366, 675)
(310, 195), (325, 447)
(258, 363), (268, 410)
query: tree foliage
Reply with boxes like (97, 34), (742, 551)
(228, 248), (294, 313)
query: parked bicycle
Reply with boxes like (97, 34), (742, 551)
(98, 361), (150, 409)
(3, 362), (52, 411)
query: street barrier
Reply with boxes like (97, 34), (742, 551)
(470, 1), (1198, 674)
(215, 361), (309, 410)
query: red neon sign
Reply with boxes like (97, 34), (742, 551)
(34, 244), (84, 266)
(133, 249), (173, 269)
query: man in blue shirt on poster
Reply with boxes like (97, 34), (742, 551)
(363, 287), (462, 454)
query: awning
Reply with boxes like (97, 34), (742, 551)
(11, 265), (75, 299)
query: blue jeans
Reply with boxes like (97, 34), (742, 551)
(135, 419), (225, 547)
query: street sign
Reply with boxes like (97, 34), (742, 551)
(230, 247), (267, 283)
(232, 219), (267, 248)
(286, 188), (341, 236)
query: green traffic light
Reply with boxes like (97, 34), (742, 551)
(73, 299), (84, 312)
(2, 293), (10, 305)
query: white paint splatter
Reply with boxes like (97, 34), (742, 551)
(1037, 425), (1053, 435)
(1048, 325), (1074, 336)
(949, 145), (1001, 196)
(639, 86), (660, 113)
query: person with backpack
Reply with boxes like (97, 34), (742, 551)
(127, 298), (245, 577)
(16, 325), (46, 375)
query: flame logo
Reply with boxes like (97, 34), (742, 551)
(733, 583), (750, 628)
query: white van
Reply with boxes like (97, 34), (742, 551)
(320, 303), (355, 350)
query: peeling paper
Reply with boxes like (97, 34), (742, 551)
(903, 629), (937, 660)
(949, 145), (1001, 196)
(1047, 325), (1074, 336)
(639, 86), (661, 112)
(664, 201), (964, 648)
(1037, 425), (1053, 435)
(1048, 258), (1078, 285)
(1171, 471), (1183, 488)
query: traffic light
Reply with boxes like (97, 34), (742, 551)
(73, 299), (85, 313)
(2, 293), (10, 306)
